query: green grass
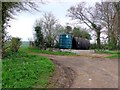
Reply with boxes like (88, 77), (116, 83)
(2, 51), (55, 88)
(95, 50), (119, 54)
(21, 47), (76, 56)
(106, 54), (120, 58)
(95, 50), (120, 58)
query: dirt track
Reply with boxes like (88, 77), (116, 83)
(32, 53), (118, 88)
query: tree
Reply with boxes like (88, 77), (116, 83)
(34, 26), (44, 49)
(67, 2), (102, 49)
(1, 1), (42, 58)
(36, 12), (58, 48)
(95, 2), (119, 50)
(113, 2), (120, 50)
(0, 2), (2, 59)
(72, 27), (91, 40)
(65, 26), (72, 34)
(10, 37), (21, 53)
(52, 24), (65, 47)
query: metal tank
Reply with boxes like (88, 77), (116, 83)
(72, 37), (90, 50)
(59, 34), (72, 49)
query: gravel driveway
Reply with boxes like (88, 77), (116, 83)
(32, 53), (118, 88)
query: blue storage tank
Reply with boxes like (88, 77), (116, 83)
(59, 34), (72, 49)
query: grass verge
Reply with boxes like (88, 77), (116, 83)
(106, 54), (120, 59)
(20, 47), (76, 56)
(2, 51), (55, 88)
(95, 50), (120, 59)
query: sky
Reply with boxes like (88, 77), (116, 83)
(6, 0), (101, 42)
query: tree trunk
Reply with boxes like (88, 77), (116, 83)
(1, 2), (6, 59)
(96, 29), (101, 50)
(117, 2), (120, 50)
(0, 2), (2, 59)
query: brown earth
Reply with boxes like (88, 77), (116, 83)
(32, 53), (118, 88)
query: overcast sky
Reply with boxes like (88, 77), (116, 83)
(6, 0), (101, 42)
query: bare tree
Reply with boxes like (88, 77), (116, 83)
(52, 24), (64, 47)
(113, 2), (120, 50)
(67, 2), (102, 49)
(95, 2), (119, 50)
(35, 12), (59, 47)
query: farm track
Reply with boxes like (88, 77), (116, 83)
(47, 60), (76, 88)
(30, 52), (118, 88)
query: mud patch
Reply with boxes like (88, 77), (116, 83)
(47, 60), (76, 88)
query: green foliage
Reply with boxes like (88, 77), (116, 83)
(81, 30), (91, 40)
(34, 26), (44, 49)
(72, 27), (80, 37)
(3, 37), (21, 58)
(91, 42), (118, 50)
(72, 27), (91, 40)
(34, 12), (58, 48)
(100, 44), (108, 50)
(45, 35), (54, 48)
(2, 51), (54, 88)
(65, 26), (72, 34)
(10, 37), (21, 52)
(106, 54), (120, 58)
(108, 36), (117, 50)
(90, 43), (97, 49)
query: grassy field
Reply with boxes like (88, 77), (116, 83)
(21, 47), (76, 56)
(21, 41), (29, 47)
(95, 50), (120, 58)
(2, 51), (55, 88)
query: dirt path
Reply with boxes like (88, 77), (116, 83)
(32, 53), (118, 88)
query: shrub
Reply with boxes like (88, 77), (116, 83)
(34, 26), (44, 49)
(90, 43), (97, 49)
(2, 37), (21, 58)
(10, 37), (21, 52)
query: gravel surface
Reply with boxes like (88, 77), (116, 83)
(32, 53), (118, 88)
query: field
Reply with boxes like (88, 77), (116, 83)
(21, 41), (29, 47)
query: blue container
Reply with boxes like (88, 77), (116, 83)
(59, 34), (72, 49)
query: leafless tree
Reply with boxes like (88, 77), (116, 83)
(113, 2), (120, 50)
(34, 12), (63, 47)
(95, 2), (120, 49)
(67, 2), (102, 49)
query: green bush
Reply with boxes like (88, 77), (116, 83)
(90, 43), (97, 49)
(10, 37), (21, 52)
(34, 26), (44, 49)
(3, 37), (21, 58)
